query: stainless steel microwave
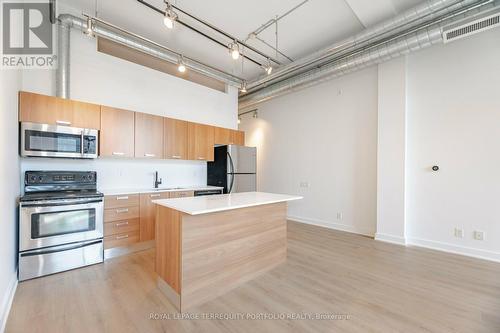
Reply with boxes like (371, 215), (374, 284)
(20, 122), (98, 159)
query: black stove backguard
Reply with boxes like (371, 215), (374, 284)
(24, 171), (98, 194)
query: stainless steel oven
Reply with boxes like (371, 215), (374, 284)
(19, 197), (103, 252)
(19, 171), (104, 281)
(20, 122), (98, 159)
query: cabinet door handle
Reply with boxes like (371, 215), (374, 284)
(116, 196), (129, 200)
(115, 234), (129, 240)
(144, 153), (155, 157)
(56, 120), (71, 125)
(172, 155), (181, 159)
(150, 194), (161, 198)
(115, 221), (129, 227)
(116, 208), (129, 213)
(112, 152), (125, 156)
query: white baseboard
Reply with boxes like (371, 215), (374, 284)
(290, 216), (500, 263)
(375, 232), (407, 246)
(407, 237), (500, 263)
(287, 215), (374, 237)
(0, 272), (18, 333)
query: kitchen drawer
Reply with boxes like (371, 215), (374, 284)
(104, 205), (139, 222)
(104, 231), (139, 249)
(104, 218), (140, 236)
(170, 190), (194, 198)
(104, 194), (139, 209)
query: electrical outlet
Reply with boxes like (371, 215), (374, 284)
(454, 228), (464, 238)
(336, 212), (343, 220)
(299, 181), (310, 188)
(473, 231), (485, 241)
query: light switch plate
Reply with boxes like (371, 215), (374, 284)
(454, 228), (464, 238)
(473, 231), (485, 241)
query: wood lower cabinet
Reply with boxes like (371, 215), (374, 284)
(188, 123), (214, 161)
(19, 91), (101, 129)
(104, 194), (140, 250)
(139, 192), (170, 242)
(214, 127), (245, 145)
(164, 118), (188, 160)
(100, 106), (135, 158)
(104, 190), (194, 250)
(135, 112), (164, 159)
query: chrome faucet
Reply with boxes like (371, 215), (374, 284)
(154, 171), (162, 189)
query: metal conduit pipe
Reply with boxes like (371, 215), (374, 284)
(239, 1), (498, 110)
(244, 0), (483, 93)
(56, 14), (243, 98)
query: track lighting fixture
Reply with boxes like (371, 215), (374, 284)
(84, 16), (94, 36)
(237, 117), (241, 124)
(177, 56), (186, 73)
(240, 81), (247, 93)
(163, 1), (178, 29)
(262, 59), (273, 75)
(228, 41), (240, 60)
(253, 111), (258, 118)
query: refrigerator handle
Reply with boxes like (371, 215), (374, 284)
(227, 152), (235, 174)
(227, 152), (235, 193)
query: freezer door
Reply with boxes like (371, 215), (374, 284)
(227, 145), (256, 174)
(227, 174), (256, 193)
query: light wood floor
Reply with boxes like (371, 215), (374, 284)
(6, 222), (500, 333)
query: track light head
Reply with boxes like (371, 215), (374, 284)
(163, 1), (178, 29)
(262, 59), (273, 75)
(240, 81), (247, 93)
(84, 16), (94, 36)
(253, 111), (258, 119)
(237, 117), (241, 124)
(228, 41), (240, 60)
(177, 56), (186, 73)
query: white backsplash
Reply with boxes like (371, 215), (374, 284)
(20, 157), (207, 193)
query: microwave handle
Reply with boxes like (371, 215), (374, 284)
(80, 131), (84, 156)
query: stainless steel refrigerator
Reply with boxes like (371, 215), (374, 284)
(207, 145), (256, 193)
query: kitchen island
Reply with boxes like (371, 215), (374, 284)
(153, 192), (302, 311)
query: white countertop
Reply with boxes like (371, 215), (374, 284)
(101, 186), (224, 196)
(153, 191), (302, 215)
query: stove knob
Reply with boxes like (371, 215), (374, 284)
(30, 175), (37, 182)
(38, 176), (43, 182)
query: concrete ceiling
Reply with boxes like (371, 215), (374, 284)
(61, 0), (425, 81)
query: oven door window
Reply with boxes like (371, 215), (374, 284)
(31, 209), (96, 239)
(25, 130), (82, 154)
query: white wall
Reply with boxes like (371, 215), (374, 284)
(239, 67), (378, 236)
(0, 68), (22, 331)
(20, 2), (238, 191)
(405, 28), (500, 261)
(375, 57), (407, 245)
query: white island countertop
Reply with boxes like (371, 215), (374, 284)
(153, 191), (302, 215)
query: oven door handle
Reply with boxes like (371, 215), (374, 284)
(19, 240), (102, 257)
(21, 198), (103, 207)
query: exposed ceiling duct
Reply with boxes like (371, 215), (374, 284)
(239, 0), (499, 110)
(56, 14), (244, 99)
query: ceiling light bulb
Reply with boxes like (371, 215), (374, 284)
(231, 49), (240, 60)
(164, 15), (174, 29)
(253, 111), (258, 118)
(177, 56), (186, 73)
(228, 42), (240, 60)
(237, 117), (241, 124)
(266, 66), (273, 75)
(262, 59), (273, 75)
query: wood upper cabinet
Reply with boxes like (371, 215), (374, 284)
(139, 192), (170, 242)
(135, 112), (164, 159)
(188, 123), (215, 161)
(100, 106), (135, 158)
(164, 118), (188, 160)
(19, 91), (101, 129)
(214, 127), (245, 146)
